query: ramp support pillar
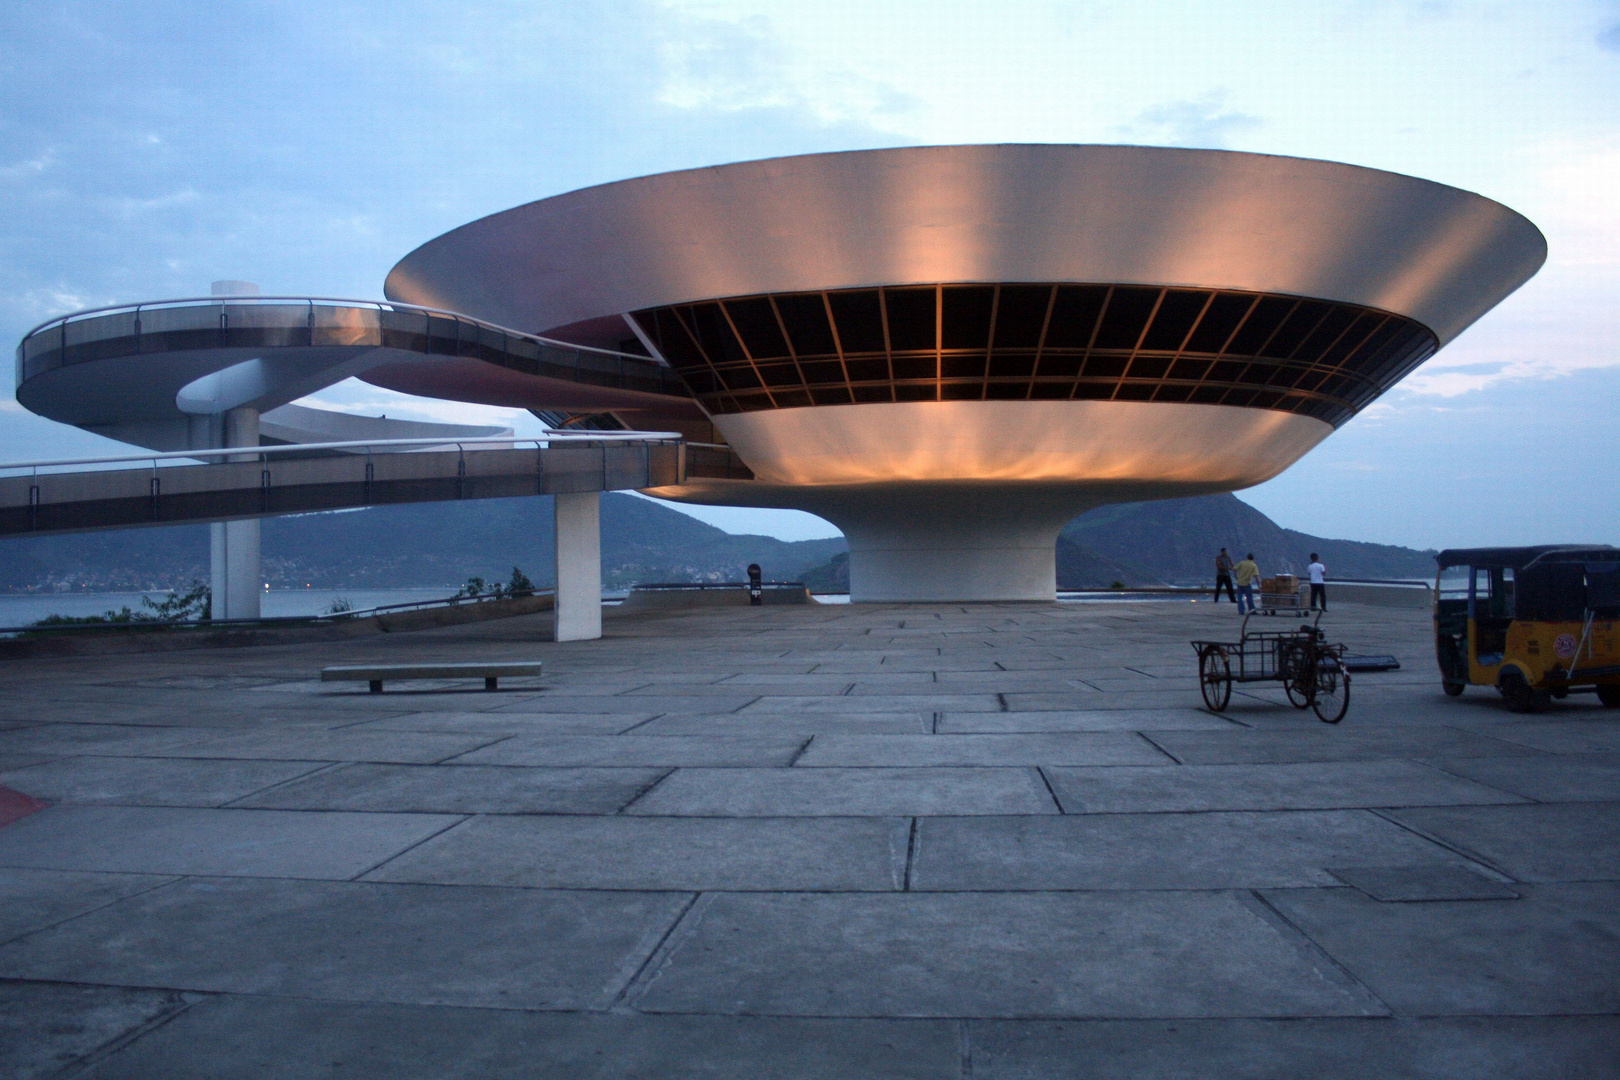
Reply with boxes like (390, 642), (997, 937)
(209, 407), (262, 621)
(553, 491), (602, 642)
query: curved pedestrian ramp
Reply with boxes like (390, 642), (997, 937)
(0, 436), (689, 537)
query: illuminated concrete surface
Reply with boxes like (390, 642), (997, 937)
(0, 599), (1614, 1076)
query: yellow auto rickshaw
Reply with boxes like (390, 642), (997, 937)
(1435, 546), (1620, 712)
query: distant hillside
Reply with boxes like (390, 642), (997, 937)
(1057, 493), (1437, 587)
(0, 494), (844, 592)
(0, 490), (1435, 594)
(796, 493), (1437, 592)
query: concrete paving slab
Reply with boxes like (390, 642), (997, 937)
(0, 981), (187, 1080)
(75, 997), (962, 1079)
(0, 756), (327, 807)
(449, 734), (806, 767)
(1471, 719), (1620, 755)
(1145, 727), (1547, 765)
(910, 811), (1461, 891)
(487, 695), (762, 715)
(232, 762), (666, 814)
(0, 877), (689, 1010)
(627, 766), (1059, 816)
(0, 868), (176, 943)
(796, 733), (1173, 767)
(1385, 802), (1620, 881)
(0, 723), (199, 758)
(338, 712), (659, 735)
(0, 804), (460, 878)
(1424, 754), (1620, 802)
(635, 891), (1384, 1018)
(1044, 760), (1527, 814)
(138, 729), (504, 764)
(1262, 883), (1620, 1015)
(939, 709), (1234, 732)
(741, 694), (1004, 714)
(367, 814), (909, 891)
(635, 713), (931, 735)
(967, 1016), (1620, 1079)
(1325, 864), (1521, 901)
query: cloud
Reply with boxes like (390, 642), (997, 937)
(1122, 91), (1262, 149)
(1599, 21), (1620, 51)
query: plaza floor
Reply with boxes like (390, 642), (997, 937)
(0, 598), (1615, 1078)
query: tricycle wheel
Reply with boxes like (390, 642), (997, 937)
(1199, 645), (1232, 712)
(1443, 681), (1466, 697)
(1282, 642), (1314, 708)
(1499, 671), (1543, 714)
(1597, 684), (1620, 708)
(1312, 656), (1349, 724)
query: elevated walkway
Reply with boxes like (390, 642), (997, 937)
(0, 434), (750, 642)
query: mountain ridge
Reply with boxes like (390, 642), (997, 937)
(0, 492), (1436, 593)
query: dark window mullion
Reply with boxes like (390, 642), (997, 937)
(820, 292), (855, 394)
(981, 285), (1000, 399)
(1073, 285), (1114, 399)
(670, 305), (727, 400)
(1027, 284), (1056, 400)
(767, 295), (810, 390)
(1283, 303), (1335, 362)
(1111, 287), (1166, 401)
(717, 299), (777, 407)
(877, 288), (896, 402)
(1214, 293), (1261, 357)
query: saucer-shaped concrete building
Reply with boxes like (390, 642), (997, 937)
(382, 144), (1545, 601)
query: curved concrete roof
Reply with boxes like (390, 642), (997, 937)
(385, 144), (1545, 346)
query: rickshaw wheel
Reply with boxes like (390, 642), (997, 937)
(1598, 685), (1620, 708)
(1281, 642), (1314, 708)
(1199, 645), (1232, 712)
(1443, 681), (1466, 697)
(1312, 657), (1349, 724)
(1500, 672), (1542, 714)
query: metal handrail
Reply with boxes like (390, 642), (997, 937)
(0, 432), (682, 474)
(19, 295), (658, 366)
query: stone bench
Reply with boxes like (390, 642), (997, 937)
(320, 661), (544, 693)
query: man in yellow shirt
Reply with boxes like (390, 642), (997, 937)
(1233, 552), (1260, 614)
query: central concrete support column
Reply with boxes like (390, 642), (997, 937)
(209, 406), (261, 621)
(797, 484), (1107, 603)
(553, 491), (602, 641)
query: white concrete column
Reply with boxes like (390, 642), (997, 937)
(209, 406), (261, 621)
(553, 491), (602, 641)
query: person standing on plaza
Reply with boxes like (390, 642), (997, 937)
(1213, 548), (1235, 603)
(1308, 553), (1328, 611)
(1233, 552), (1260, 614)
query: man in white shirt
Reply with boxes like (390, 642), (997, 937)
(1308, 553), (1327, 611)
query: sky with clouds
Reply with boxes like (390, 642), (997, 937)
(1, 1), (1616, 549)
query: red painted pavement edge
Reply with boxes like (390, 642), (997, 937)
(0, 785), (48, 828)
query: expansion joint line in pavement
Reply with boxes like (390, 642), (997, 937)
(616, 769), (677, 813)
(1364, 807), (1519, 882)
(956, 1019), (974, 1079)
(217, 760), (349, 807)
(0, 874), (185, 950)
(44, 985), (199, 1078)
(616, 713), (668, 734)
(1135, 732), (1184, 764)
(1035, 767), (1065, 813)
(347, 815), (472, 881)
(610, 892), (709, 1012)
(786, 736), (815, 767)
(903, 817), (920, 891)
(1243, 889), (1394, 1016)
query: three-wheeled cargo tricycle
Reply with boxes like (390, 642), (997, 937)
(1434, 545), (1620, 712)
(1192, 611), (1351, 723)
